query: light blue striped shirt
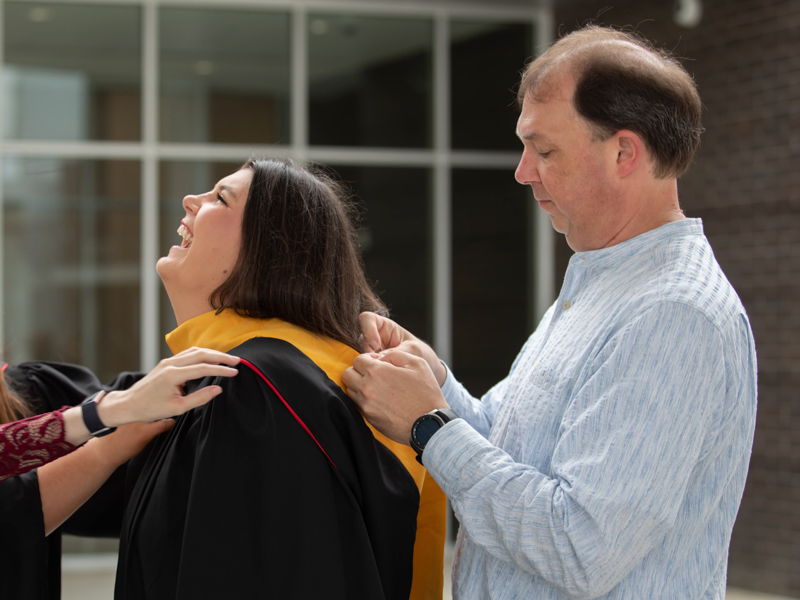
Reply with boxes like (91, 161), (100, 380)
(426, 219), (757, 599)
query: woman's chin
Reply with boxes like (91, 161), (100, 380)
(157, 250), (184, 277)
(156, 256), (170, 279)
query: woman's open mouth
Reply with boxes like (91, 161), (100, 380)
(177, 224), (193, 249)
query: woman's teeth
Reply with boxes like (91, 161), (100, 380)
(177, 224), (193, 248)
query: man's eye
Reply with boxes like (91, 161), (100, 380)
(538, 151), (552, 158)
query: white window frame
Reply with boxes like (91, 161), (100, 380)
(0, 0), (554, 370)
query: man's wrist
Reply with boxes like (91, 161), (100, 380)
(410, 408), (460, 463)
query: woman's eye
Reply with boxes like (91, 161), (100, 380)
(216, 194), (228, 205)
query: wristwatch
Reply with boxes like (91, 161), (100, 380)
(410, 408), (460, 464)
(81, 391), (117, 437)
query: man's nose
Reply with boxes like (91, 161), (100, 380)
(515, 151), (539, 185)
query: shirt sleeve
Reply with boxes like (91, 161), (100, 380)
(0, 408), (76, 482)
(425, 302), (727, 598)
(441, 334), (538, 439)
(440, 366), (502, 439)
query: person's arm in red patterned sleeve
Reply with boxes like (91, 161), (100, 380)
(0, 408), (75, 482)
(0, 347), (240, 484)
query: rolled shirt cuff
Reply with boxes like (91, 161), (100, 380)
(423, 417), (494, 498)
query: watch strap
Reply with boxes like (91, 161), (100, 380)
(433, 408), (459, 425)
(81, 391), (116, 437)
(411, 408), (460, 463)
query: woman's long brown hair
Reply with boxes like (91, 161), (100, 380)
(209, 158), (388, 351)
(0, 370), (31, 424)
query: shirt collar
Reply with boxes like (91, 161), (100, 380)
(568, 218), (704, 270)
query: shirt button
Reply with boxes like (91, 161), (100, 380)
(563, 300), (572, 310)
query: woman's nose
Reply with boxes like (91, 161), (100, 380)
(182, 194), (200, 213)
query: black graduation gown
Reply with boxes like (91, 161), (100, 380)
(116, 337), (419, 600)
(0, 362), (143, 600)
(0, 469), (60, 600)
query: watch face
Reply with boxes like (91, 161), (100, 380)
(414, 417), (441, 447)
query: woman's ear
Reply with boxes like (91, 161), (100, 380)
(614, 130), (644, 178)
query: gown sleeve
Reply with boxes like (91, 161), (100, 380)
(0, 360), (145, 482)
(0, 470), (63, 600)
(7, 361), (145, 414)
(0, 362), (145, 600)
(4, 362), (147, 537)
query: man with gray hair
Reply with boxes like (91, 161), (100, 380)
(344, 26), (757, 599)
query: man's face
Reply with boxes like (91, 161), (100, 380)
(515, 77), (622, 252)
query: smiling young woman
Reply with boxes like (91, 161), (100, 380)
(107, 158), (446, 600)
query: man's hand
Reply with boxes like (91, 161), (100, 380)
(358, 312), (447, 386)
(343, 350), (449, 444)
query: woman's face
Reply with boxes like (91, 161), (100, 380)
(157, 168), (253, 325)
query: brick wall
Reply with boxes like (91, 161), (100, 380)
(550, 0), (800, 595)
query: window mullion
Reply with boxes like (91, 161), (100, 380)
(141, 0), (160, 370)
(432, 12), (451, 365)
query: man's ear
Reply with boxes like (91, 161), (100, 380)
(614, 130), (644, 177)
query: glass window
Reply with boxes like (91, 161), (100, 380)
(2, 158), (141, 382)
(159, 8), (291, 144)
(158, 161), (242, 355)
(309, 15), (433, 148)
(452, 168), (531, 396)
(450, 21), (533, 150)
(328, 166), (432, 340)
(3, 2), (141, 141)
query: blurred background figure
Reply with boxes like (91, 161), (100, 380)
(0, 0), (796, 598)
